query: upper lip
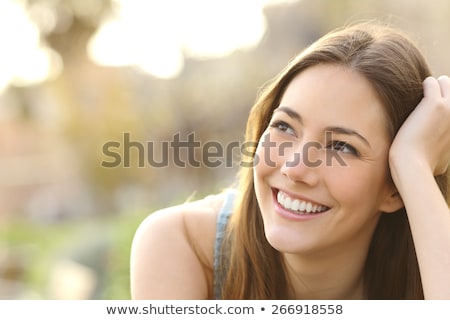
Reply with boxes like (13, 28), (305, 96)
(273, 187), (330, 208)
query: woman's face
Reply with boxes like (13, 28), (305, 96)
(253, 63), (400, 255)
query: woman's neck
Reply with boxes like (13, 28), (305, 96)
(282, 244), (369, 300)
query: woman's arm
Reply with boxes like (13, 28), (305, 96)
(389, 76), (450, 299)
(130, 195), (221, 299)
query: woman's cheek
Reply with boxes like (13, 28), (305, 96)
(254, 133), (284, 173)
(324, 162), (385, 208)
(254, 140), (270, 176)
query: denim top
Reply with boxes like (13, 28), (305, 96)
(213, 189), (237, 299)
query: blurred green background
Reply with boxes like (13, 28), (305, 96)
(0, 0), (449, 299)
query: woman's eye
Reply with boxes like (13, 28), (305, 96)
(328, 140), (359, 155)
(269, 120), (295, 135)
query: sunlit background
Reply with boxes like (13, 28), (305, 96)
(0, 0), (449, 299)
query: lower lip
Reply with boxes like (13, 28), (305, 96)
(272, 189), (328, 221)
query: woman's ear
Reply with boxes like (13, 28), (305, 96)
(379, 188), (404, 213)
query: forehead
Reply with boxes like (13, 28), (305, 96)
(279, 64), (390, 141)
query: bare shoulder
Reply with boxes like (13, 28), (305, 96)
(130, 191), (226, 299)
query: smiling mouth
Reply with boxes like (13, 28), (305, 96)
(274, 189), (330, 215)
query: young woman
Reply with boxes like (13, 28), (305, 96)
(130, 21), (450, 299)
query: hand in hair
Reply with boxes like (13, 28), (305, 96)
(388, 75), (450, 299)
(389, 75), (450, 176)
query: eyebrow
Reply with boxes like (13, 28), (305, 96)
(273, 106), (303, 123)
(273, 106), (371, 148)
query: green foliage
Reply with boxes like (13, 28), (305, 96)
(0, 210), (148, 300)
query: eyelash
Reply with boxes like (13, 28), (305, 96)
(326, 140), (359, 156)
(269, 120), (359, 156)
(269, 120), (296, 136)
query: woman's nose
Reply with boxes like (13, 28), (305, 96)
(279, 140), (321, 186)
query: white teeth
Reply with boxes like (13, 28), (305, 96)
(299, 201), (306, 212)
(291, 199), (300, 211)
(284, 197), (292, 209)
(276, 191), (328, 215)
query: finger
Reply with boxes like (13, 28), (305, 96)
(422, 76), (441, 98)
(437, 75), (450, 98)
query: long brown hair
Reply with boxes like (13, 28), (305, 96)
(218, 21), (449, 299)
